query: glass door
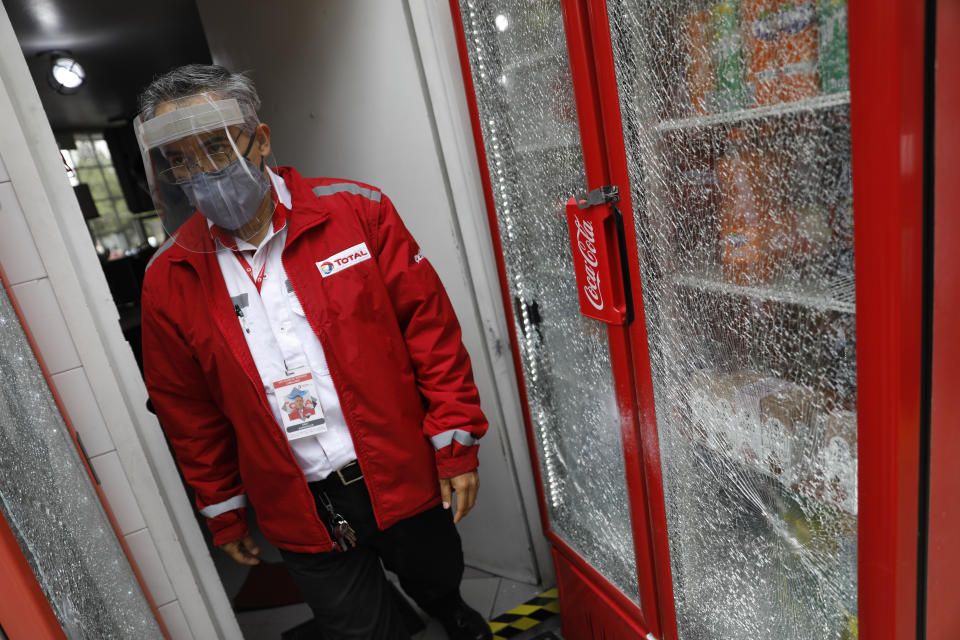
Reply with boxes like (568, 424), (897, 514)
(603, 1), (858, 638)
(453, 0), (642, 607)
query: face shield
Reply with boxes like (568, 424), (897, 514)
(133, 94), (277, 252)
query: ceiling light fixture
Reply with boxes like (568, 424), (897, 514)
(46, 52), (85, 94)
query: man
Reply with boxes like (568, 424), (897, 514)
(136, 64), (492, 639)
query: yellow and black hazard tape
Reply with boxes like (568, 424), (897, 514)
(487, 587), (560, 639)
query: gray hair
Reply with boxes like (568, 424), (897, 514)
(138, 64), (262, 130)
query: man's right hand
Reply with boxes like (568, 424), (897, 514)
(220, 535), (262, 565)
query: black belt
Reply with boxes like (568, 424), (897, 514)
(312, 460), (364, 487)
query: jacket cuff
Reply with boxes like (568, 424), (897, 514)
(209, 508), (249, 546)
(436, 445), (479, 479)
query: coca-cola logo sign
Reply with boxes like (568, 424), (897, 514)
(574, 215), (603, 310)
(565, 194), (627, 325)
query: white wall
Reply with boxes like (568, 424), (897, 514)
(0, 6), (241, 639)
(197, 0), (548, 583)
(0, 0), (551, 633)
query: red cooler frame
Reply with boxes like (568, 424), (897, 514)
(449, 1), (659, 635)
(0, 265), (170, 638)
(926, 0), (960, 636)
(0, 510), (65, 639)
(449, 0), (935, 638)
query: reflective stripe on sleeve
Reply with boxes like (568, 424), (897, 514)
(199, 494), (247, 518)
(145, 234), (177, 272)
(312, 183), (382, 202)
(430, 429), (479, 450)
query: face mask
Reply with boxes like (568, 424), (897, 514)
(182, 156), (271, 232)
(156, 177), (196, 235)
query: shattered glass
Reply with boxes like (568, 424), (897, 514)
(456, 0), (640, 604)
(606, 0), (857, 638)
(0, 285), (162, 639)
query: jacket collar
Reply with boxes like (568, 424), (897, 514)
(168, 166), (331, 270)
(279, 166), (332, 247)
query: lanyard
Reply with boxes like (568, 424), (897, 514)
(234, 251), (266, 293)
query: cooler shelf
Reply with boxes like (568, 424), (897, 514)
(515, 136), (579, 155)
(684, 400), (858, 518)
(670, 270), (856, 314)
(692, 432), (857, 517)
(501, 45), (565, 74)
(655, 91), (851, 133)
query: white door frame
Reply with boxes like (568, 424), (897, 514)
(406, 0), (555, 586)
(0, 8), (241, 639)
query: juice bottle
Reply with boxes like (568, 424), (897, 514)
(840, 610), (859, 640)
(741, 0), (781, 106)
(716, 128), (768, 284)
(711, 0), (746, 112)
(819, 0), (849, 93)
(759, 150), (792, 282)
(673, 146), (720, 265)
(778, 0), (820, 102)
(789, 202), (832, 263)
(682, 5), (716, 115)
(716, 127), (791, 284)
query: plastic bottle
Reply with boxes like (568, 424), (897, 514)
(840, 610), (859, 640)
(716, 128), (768, 284)
(742, 0), (781, 106)
(682, 2), (716, 115)
(778, 0), (820, 102)
(672, 146), (720, 266)
(711, 0), (746, 112)
(818, 0), (849, 93)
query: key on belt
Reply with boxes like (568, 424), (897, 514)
(318, 491), (357, 551)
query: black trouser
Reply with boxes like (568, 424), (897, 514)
(279, 469), (464, 639)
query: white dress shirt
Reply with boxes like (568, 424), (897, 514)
(213, 169), (357, 481)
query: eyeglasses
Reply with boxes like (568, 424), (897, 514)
(159, 151), (237, 184)
(157, 131), (250, 184)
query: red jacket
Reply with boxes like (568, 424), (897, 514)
(141, 167), (488, 552)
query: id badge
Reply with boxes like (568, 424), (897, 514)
(272, 370), (326, 440)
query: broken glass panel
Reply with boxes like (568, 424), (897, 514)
(606, 0), (857, 638)
(0, 284), (162, 639)
(456, 0), (640, 604)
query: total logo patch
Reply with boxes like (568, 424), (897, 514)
(317, 242), (371, 278)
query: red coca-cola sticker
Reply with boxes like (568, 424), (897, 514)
(565, 198), (627, 325)
(573, 215), (604, 311)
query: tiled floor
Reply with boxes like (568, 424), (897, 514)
(399, 566), (550, 640)
(214, 524), (560, 639)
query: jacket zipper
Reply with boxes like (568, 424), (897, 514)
(179, 253), (338, 550)
(281, 245), (384, 530)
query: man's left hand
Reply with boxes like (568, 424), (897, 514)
(440, 470), (479, 524)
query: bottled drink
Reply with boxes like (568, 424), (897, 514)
(819, 0), (849, 93)
(716, 128), (767, 284)
(682, 5), (716, 115)
(742, 0), (781, 106)
(711, 0), (746, 112)
(716, 128), (786, 284)
(840, 610), (859, 640)
(789, 202), (833, 264)
(778, 0), (820, 102)
(672, 146), (720, 266)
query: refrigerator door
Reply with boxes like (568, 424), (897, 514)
(454, 1), (640, 604)
(604, 1), (858, 638)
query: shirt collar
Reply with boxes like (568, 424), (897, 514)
(268, 166), (292, 209)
